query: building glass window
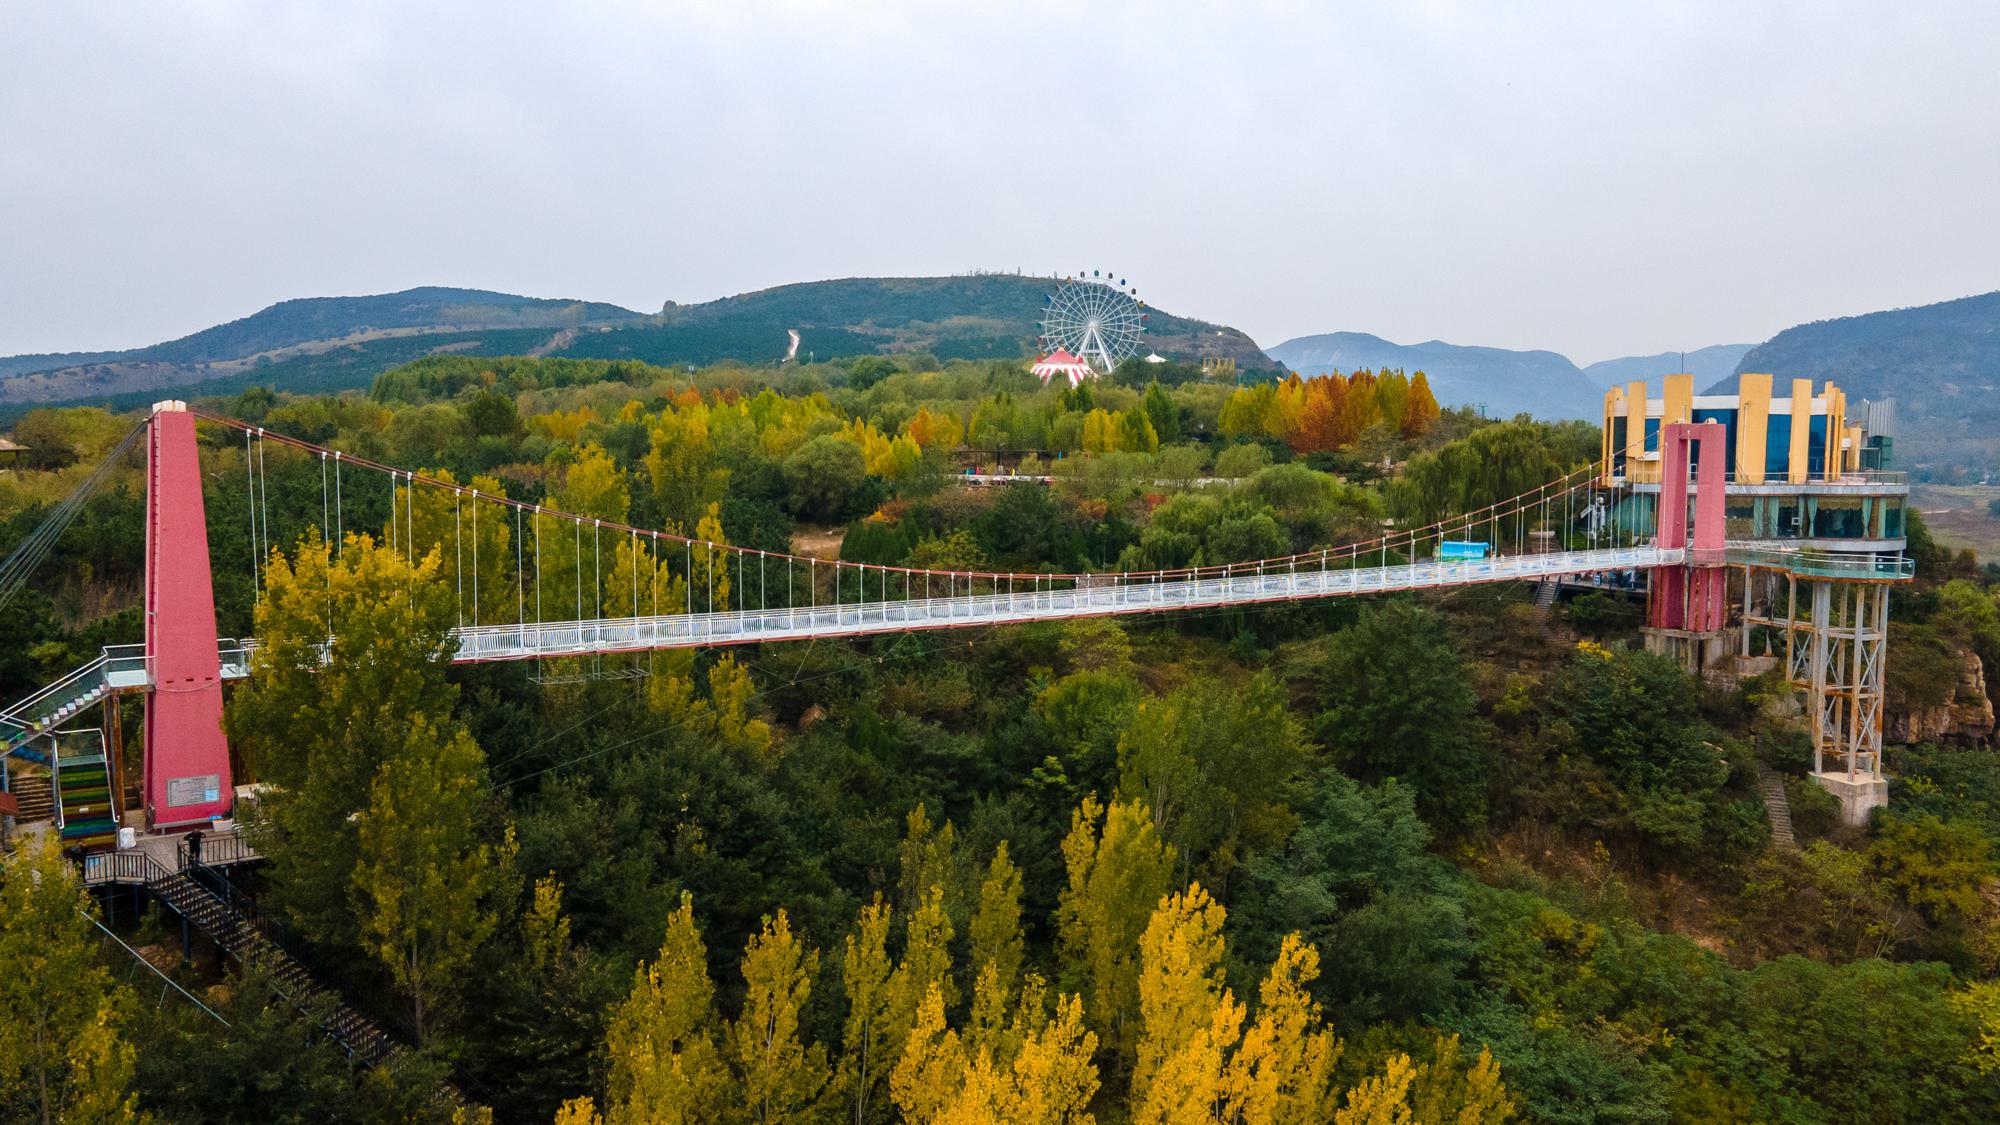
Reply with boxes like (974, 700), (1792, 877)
(1611, 416), (1627, 476)
(1777, 500), (1802, 537)
(1808, 415), (1828, 477)
(1693, 408), (1737, 477)
(1813, 496), (1864, 538)
(1766, 414), (1792, 478)
(1883, 496), (1905, 538)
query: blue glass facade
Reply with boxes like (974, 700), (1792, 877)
(1764, 414), (1791, 478)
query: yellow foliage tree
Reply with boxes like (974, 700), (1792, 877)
(1130, 883), (1242, 1123)
(839, 896), (897, 1125)
(603, 892), (734, 1124)
(967, 843), (1026, 1050)
(727, 911), (830, 1123)
(1057, 796), (1176, 1065)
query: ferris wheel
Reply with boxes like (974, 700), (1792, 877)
(1039, 272), (1147, 373)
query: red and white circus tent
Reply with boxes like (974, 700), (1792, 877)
(1031, 348), (1096, 388)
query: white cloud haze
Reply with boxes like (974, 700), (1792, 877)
(3, 0), (1997, 362)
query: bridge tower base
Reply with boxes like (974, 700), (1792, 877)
(1642, 422), (1729, 675)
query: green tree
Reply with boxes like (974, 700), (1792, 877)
(1541, 643), (1729, 849)
(1117, 672), (1304, 880)
(352, 713), (515, 1043)
(1869, 813), (1994, 927)
(1315, 602), (1490, 827)
(1143, 382), (1183, 443)
(784, 435), (868, 522)
(1232, 770), (1471, 1023)
(0, 835), (140, 1123)
(226, 532), (459, 947)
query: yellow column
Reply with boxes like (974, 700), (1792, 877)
(1845, 424), (1864, 472)
(1736, 372), (1772, 484)
(1822, 381), (1845, 481)
(1625, 379), (1651, 481)
(1788, 377), (1813, 484)
(1602, 386), (1620, 483)
(1662, 373), (1693, 425)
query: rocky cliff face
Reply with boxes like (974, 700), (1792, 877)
(1889, 651), (1995, 744)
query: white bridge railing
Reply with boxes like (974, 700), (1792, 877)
(450, 545), (1680, 662)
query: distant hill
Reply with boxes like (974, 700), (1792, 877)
(1707, 290), (2000, 465)
(1584, 344), (1754, 390)
(0, 276), (1275, 409)
(1264, 331), (1601, 419)
(562, 275), (1274, 369)
(0, 287), (645, 406)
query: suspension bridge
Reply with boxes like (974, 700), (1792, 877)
(2, 401), (1907, 841)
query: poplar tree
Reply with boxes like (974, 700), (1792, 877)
(1056, 796), (1176, 1066)
(966, 843), (1026, 1049)
(0, 835), (139, 1124)
(226, 532), (459, 948)
(897, 804), (957, 919)
(602, 892), (733, 1125)
(727, 911), (829, 1123)
(1130, 883), (1241, 1122)
(353, 712), (513, 1043)
(888, 983), (966, 1124)
(888, 886), (957, 1045)
(1225, 934), (1341, 1124)
(839, 896), (896, 1125)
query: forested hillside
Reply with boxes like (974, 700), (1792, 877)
(0, 276), (1276, 413)
(6, 353), (2000, 1123)
(1716, 290), (2000, 473)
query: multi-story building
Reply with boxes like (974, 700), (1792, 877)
(1601, 373), (1909, 822)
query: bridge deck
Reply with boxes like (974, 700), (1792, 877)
(451, 545), (1680, 661)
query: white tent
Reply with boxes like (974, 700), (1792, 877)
(1031, 348), (1096, 388)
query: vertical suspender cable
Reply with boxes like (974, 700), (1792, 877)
(454, 492), (464, 630)
(245, 428), (258, 592)
(470, 491), (479, 628)
(524, 498), (532, 640)
(257, 433), (269, 576)
(333, 453), (343, 554)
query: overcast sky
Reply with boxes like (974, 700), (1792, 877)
(4, 1), (1997, 363)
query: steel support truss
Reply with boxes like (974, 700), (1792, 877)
(1741, 565), (1889, 779)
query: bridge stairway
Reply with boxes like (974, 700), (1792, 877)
(54, 743), (117, 850)
(1533, 578), (1560, 622)
(1759, 771), (1798, 852)
(117, 857), (464, 1105)
(2, 656), (113, 765)
(8, 773), (54, 822)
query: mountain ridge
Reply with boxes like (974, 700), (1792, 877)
(0, 277), (1275, 408)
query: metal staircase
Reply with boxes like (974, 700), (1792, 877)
(1533, 578), (1560, 622)
(82, 849), (462, 1103)
(53, 733), (117, 849)
(1, 654), (113, 764)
